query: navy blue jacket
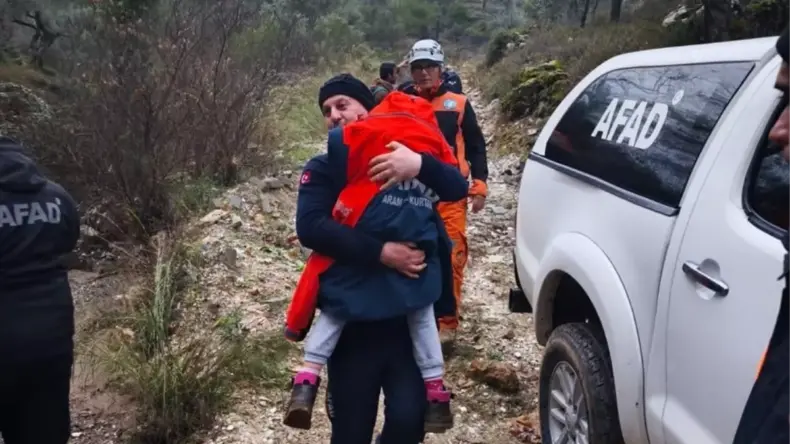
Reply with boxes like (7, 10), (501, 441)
(296, 128), (468, 321)
(0, 137), (80, 363)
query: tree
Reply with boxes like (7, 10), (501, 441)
(580, 0), (591, 27)
(11, 9), (63, 69)
(700, 0), (733, 41)
(610, 0), (622, 22)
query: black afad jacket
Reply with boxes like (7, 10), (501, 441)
(0, 137), (79, 363)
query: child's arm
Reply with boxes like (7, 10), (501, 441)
(416, 155), (469, 202)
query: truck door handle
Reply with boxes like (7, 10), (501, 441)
(682, 261), (729, 297)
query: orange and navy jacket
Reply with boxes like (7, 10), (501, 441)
(285, 92), (468, 341)
(403, 82), (489, 197)
(732, 232), (789, 443)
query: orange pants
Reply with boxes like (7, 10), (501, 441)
(437, 198), (468, 331)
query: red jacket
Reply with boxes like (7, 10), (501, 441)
(284, 92), (458, 341)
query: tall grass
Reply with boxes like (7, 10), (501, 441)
(100, 235), (293, 444)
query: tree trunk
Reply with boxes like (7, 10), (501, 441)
(610, 0), (622, 22)
(12, 10), (61, 70)
(580, 0), (592, 27)
(701, 0), (732, 42)
(507, 0), (516, 27)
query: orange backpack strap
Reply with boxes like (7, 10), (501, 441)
(453, 93), (467, 128)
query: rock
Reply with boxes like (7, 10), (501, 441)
(485, 98), (501, 113)
(489, 205), (507, 216)
(510, 411), (540, 443)
(0, 82), (52, 135)
(228, 194), (243, 210)
(220, 247), (238, 268)
(502, 329), (515, 340)
(662, 4), (703, 27)
(259, 194), (275, 214)
(201, 209), (228, 225)
(254, 177), (285, 191)
(467, 359), (520, 393)
(201, 235), (219, 251)
(80, 225), (106, 248)
(230, 214), (243, 230)
(501, 61), (569, 121)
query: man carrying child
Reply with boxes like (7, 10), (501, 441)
(282, 74), (468, 443)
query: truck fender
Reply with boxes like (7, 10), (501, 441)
(533, 232), (648, 444)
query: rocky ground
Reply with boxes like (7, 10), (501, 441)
(66, 85), (545, 444)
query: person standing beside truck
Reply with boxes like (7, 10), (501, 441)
(732, 25), (789, 444)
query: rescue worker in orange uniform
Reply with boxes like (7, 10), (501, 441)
(403, 39), (489, 343)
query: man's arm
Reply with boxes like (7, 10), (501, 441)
(461, 101), (489, 195)
(416, 154), (468, 202)
(295, 154), (384, 265)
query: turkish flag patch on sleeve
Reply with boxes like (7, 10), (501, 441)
(300, 171), (311, 185)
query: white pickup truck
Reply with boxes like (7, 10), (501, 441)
(509, 36), (788, 444)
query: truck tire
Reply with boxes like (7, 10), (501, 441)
(539, 322), (624, 444)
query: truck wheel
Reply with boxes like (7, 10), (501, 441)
(539, 323), (623, 444)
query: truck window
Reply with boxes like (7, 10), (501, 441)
(745, 103), (790, 237)
(545, 62), (753, 209)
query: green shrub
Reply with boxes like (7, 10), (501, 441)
(485, 29), (522, 67)
(484, 21), (677, 101)
(501, 60), (569, 121)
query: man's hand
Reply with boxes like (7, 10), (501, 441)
(470, 195), (486, 213)
(380, 241), (426, 279)
(368, 141), (423, 190)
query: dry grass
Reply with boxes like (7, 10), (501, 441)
(0, 62), (57, 90)
(264, 47), (383, 165)
(88, 234), (292, 444)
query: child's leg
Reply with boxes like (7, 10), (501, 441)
(296, 312), (345, 384)
(285, 312), (345, 430)
(408, 305), (453, 432)
(406, 305), (449, 398)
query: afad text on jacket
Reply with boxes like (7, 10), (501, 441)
(0, 137), (80, 363)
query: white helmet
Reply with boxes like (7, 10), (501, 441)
(408, 39), (444, 64)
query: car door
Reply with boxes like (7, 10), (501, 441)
(662, 57), (787, 444)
